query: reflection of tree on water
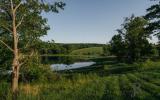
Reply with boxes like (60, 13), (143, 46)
(41, 56), (80, 65)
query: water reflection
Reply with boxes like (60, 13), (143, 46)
(41, 56), (89, 65)
(51, 62), (96, 71)
(42, 56), (96, 71)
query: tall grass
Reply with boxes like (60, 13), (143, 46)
(0, 73), (106, 100)
(0, 81), (12, 100)
(127, 73), (160, 99)
(1, 59), (160, 100)
(101, 76), (123, 100)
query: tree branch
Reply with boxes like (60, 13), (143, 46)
(16, 16), (24, 28)
(0, 25), (12, 33)
(14, 2), (22, 12)
(0, 40), (14, 52)
(19, 51), (34, 67)
(10, 0), (14, 12)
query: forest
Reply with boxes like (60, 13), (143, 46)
(0, 0), (160, 100)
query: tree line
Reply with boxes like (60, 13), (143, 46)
(38, 41), (105, 55)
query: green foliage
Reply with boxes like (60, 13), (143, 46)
(145, 0), (160, 38)
(0, 0), (66, 67)
(145, 0), (160, 56)
(38, 42), (105, 55)
(0, 44), (12, 70)
(110, 34), (126, 59)
(103, 45), (111, 56)
(0, 0), (66, 50)
(20, 52), (57, 83)
(110, 16), (154, 62)
(150, 45), (159, 56)
(133, 59), (160, 70)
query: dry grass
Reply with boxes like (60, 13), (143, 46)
(20, 84), (41, 96)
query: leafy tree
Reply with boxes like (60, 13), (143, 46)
(0, 0), (65, 96)
(110, 16), (153, 62)
(145, 0), (160, 37)
(123, 16), (150, 61)
(145, 0), (160, 55)
(110, 34), (126, 60)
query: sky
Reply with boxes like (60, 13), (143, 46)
(41, 0), (157, 44)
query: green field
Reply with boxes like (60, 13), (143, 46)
(70, 47), (104, 56)
(1, 57), (160, 100)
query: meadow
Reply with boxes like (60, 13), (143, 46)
(1, 56), (160, 100)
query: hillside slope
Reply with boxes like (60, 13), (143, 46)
(70, 47), (104, 55)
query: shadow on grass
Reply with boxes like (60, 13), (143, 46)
(58, 63), (138, 79)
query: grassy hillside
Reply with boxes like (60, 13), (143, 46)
(70, 47), (104, 56)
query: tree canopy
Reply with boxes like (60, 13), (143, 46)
(110, 16), (153, 62)
(0, 0), (65, 96)
(145, 0), (160, 39)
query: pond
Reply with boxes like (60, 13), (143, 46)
(41, 56), (96, 71)
(51, 62), (96, 71)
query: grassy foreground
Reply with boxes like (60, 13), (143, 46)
(0, 59), (160, 100)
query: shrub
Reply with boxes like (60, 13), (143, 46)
(133, 59), (160, 71)
(20, 52), (58, 83)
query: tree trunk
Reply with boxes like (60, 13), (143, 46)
(12, 56), (19, 98)
(11, 4), (20, 98)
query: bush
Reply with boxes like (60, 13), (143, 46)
(20, 52), (58, 83)
(133, 59), (160, 71)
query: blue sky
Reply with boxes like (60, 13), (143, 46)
(41, 0), (156, 44)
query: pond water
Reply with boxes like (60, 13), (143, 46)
(51, 62), (96, 71)
(41, 56), (96, 71)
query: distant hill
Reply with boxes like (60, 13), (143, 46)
(39, 41), (106, 55)
(70, 47), (104, 56)
(58, 43), (105, 50)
